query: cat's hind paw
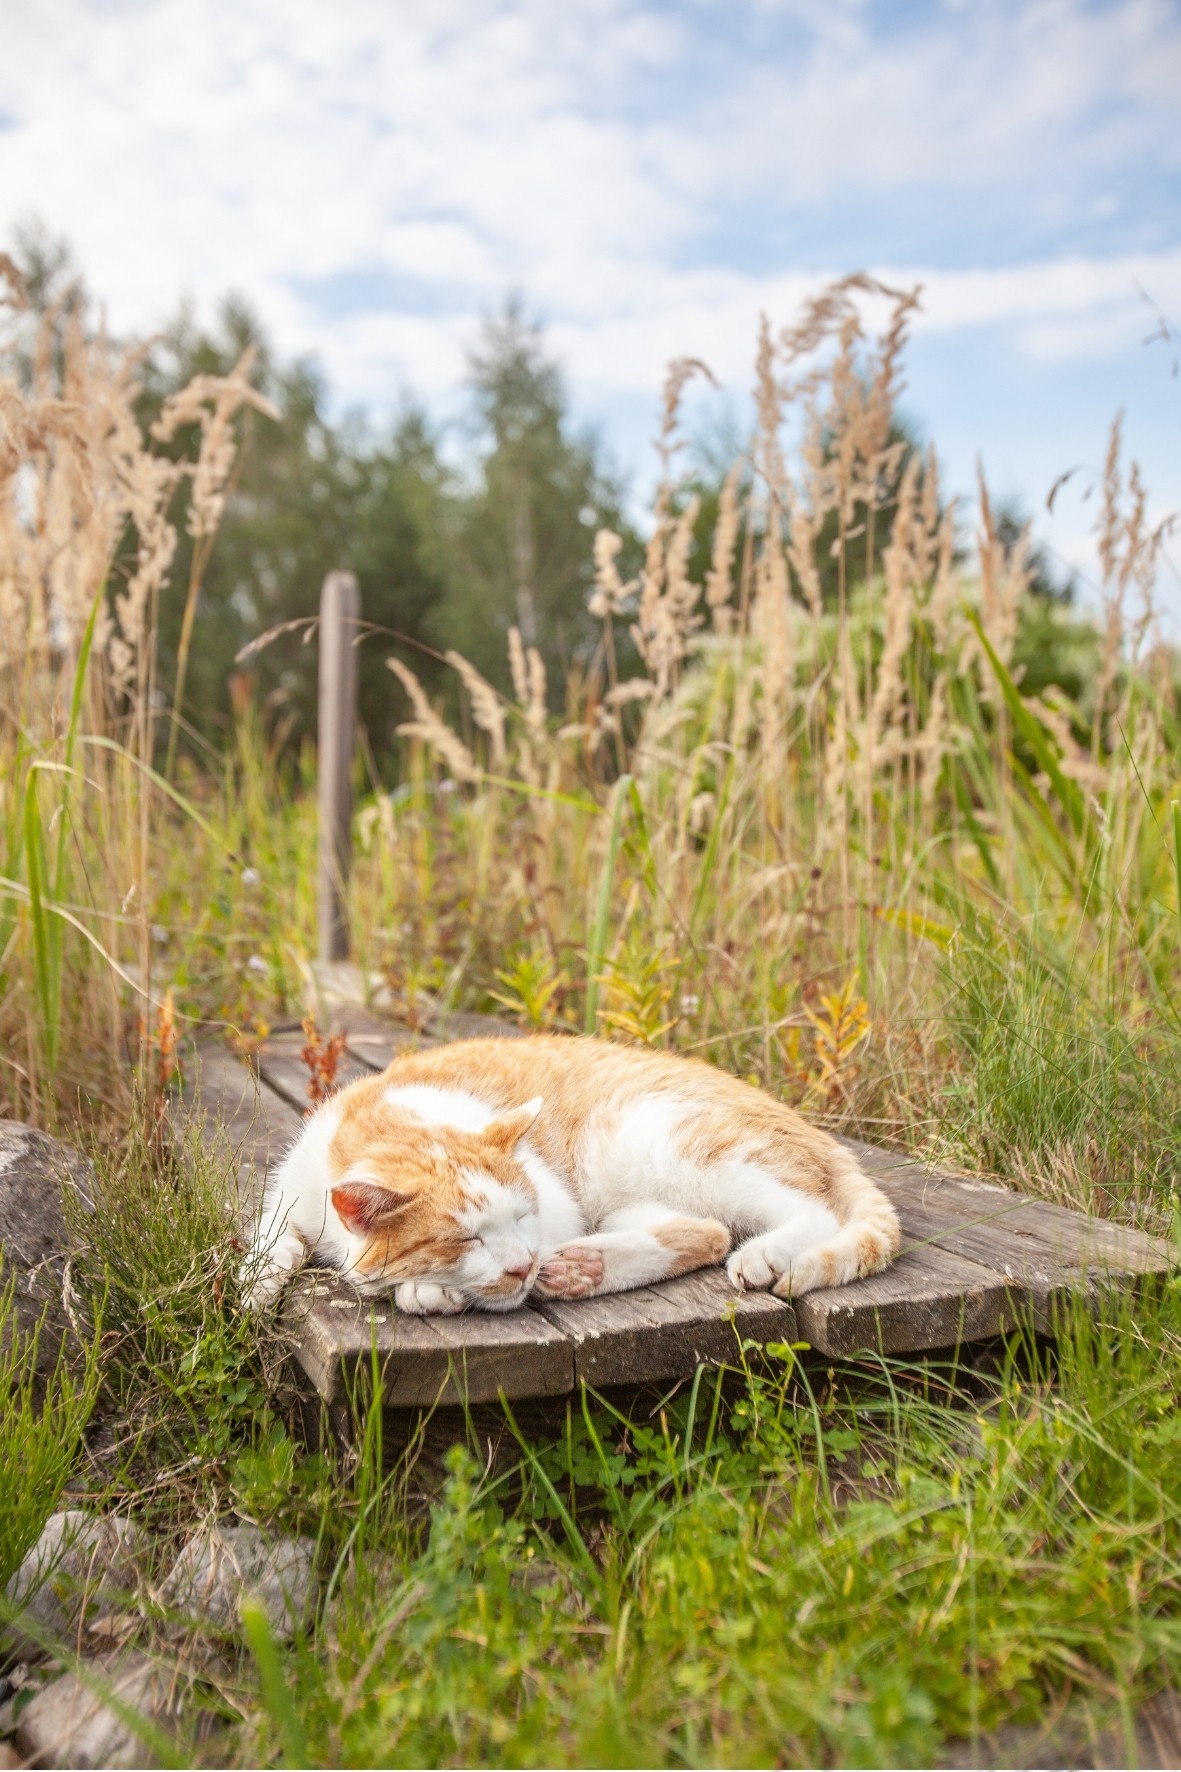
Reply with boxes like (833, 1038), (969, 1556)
(727, 1232), (834, 1298)
(394, 1279), (469, 1315)
(535, 1245), (605, 1300)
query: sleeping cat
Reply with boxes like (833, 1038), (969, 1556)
(242, 1034), (900, 1314)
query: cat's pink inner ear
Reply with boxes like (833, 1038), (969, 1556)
(331, 1181), (412, 1235)
(483, 1097), (543, 1153)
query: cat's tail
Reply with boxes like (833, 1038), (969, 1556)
(779, 1141), (901, 1297)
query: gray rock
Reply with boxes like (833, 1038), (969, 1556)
(15, 1651), (182, 1770)
(5, 1512), (144, 1660)
(0, 1120), (94, 1381)
(158, 1524), (315, 1639)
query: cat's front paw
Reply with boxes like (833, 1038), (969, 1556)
(240, 1264), (287, 1312)
(240, 1233), (306, 1311)
(394, 1279), (469, 1315)
(535, 1244), (605, 1300)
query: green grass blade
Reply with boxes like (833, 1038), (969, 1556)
(48, 588), (104, 1021)
(1172, 800), (1181, 963)
(688, 754), (734, 943)
(80, 735), (242, 856)
(967, 609), (1089, 842)
(584, 774), (630, 1035)
(22, 768), (56, 1072)
(241, 1598), (310, 1767)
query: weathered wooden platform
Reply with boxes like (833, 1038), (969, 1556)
(189, 1012), (1173, 1408)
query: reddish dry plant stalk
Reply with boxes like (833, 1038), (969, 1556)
(136, 989), (182, 1145)
(300, 1015), (347, 1112)
(138, 989), (181, 1106)
(155, 989), (180, 1091)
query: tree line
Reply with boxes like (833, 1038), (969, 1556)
(10, 228), (1077, 770)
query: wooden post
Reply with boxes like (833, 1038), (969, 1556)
(317, 571), (360, 963)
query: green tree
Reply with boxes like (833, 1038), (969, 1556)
(138, 299), (450, 763)
(430, 299), (638, 701)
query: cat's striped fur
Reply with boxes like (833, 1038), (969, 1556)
(243, 1035), (900, 1314)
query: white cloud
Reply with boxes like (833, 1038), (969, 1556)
(5, 0), (1177, 368)
(2, 0), (1179, 605)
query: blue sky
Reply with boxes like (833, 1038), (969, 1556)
(3, 0), (1180, 617)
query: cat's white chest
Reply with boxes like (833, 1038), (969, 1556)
(577, 1094), (699, 1214)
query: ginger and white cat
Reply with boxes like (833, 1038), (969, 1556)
(243, 1035), (900, 1314)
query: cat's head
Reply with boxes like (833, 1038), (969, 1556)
(325, 1090), (543, 1310)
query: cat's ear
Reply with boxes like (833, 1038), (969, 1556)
(331, 1181), (413, 1235)
(482, 1097), (542, 1153)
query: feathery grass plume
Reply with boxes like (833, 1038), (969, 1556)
(1093, 417), (1128, 757)
(754, 511), (793, 787)
(151, 347), (277, 535)
(590, 677), (656, 759)
(974, 465), (1030, 691)
(1090, 418), (1165, 759)
(507, 621), (530, 710)
(632, 358), (717, 698)
(0, 268), (275, 1117)
(752, 314), (788, 503)
(821, 620), (862, 860)
(865, 451), (919, 774)
(705, 463), (742, 633)
(927, 490), (960, 655)
(859, 284), (921, 559)
(1028, 688), (1107, 795)
(787, 472), (825, 629)
(152, 345), (279, 774)
(0, 252), (28, 309)
(387, 656), (479, 784)
(631, 521), (670, 690)
(653, 356), (717, 512)
(524, 639), (548, 756)
(919, 671), (949, 810)
(588, 528), (636, 620)
(664, 494), (704, 647)
(505, 623), (550, 785)
(746, 314), (796, 793)
(444, 650), (507, 767)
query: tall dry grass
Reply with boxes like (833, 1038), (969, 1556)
(371, 279), (1178, 1213)
(2, 266), (1177, 1222)
(0, 259), (270, 1119)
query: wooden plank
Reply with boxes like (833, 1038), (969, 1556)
(342, 1025), (430, 1072)
(254, 1039), (374, 1116)
(532, 1268), (796, 1389)
(796, 1241), (1031, 1357)
(891, 1193), (1165, 1330)
(419, 1309), (575, 1407)
(256, 1026), (440, 1106)
(840, 1138), (1170, 1278)
(280, 1269), (573, 1406)
(183, 1043), (302, 1212)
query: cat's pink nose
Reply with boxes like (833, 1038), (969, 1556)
(503, 1257), (533, 1282)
